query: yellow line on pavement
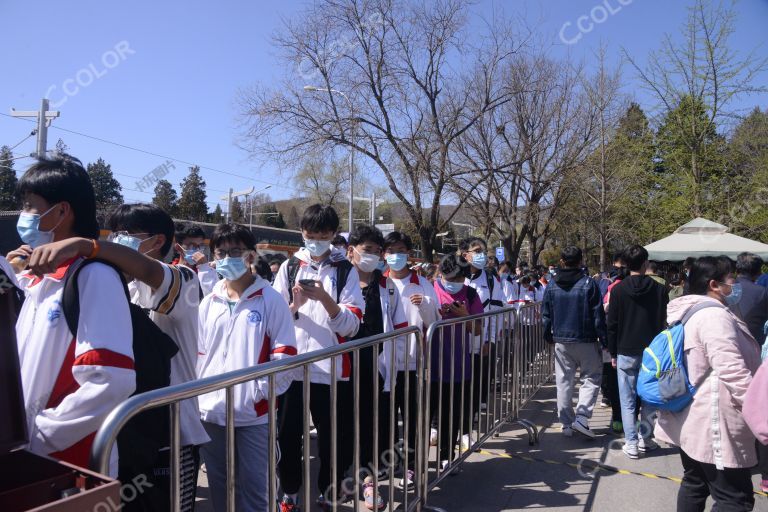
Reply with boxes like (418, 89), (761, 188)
(477, 449), (767, 498)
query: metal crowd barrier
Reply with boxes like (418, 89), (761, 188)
(91, 326), (425, 512)
(91, 304), (554, 512)
(420, 303), (553, 507)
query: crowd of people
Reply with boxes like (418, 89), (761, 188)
(1, 154), (549, 512)
(542, 244), (768, 511)
(4, 153), (768, 512)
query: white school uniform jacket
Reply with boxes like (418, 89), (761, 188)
(385, 270), (440, 374)
(196, 262), (219, 296)
(16, 258), (135, 475)
(273, 248), (365, 385)
(197, 277), (297, 427)
(465, 269), (505, 352)
(372, 274), (410, 392)
(129, 263), (209, 447)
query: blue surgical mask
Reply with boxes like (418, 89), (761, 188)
(184, 249), (198, 264)
(722, 282), (742, 306)
(216, 256), (249, 281)
(16, 204), (61, 249)
(442, 279), (464, 294)
(471, 253), (487, 270)
(112, 233), (143, 252)
(385, 253), (408, 272)
(376, 260), (387, 272)
(304, 239), (332, 258)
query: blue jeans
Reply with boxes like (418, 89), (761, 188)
(617, 354), (656, 446)
(201, 422), (269, 512)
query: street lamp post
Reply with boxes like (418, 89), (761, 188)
(249, 185), (273, 228)
(303, 85), (355, 233)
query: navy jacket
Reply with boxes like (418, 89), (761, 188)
(542, 267), (607, 344)
(730, 276), (768, 345)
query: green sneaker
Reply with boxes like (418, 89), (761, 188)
(611, 421), (623, 434)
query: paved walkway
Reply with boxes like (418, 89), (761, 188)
(195, 383), (768, 511)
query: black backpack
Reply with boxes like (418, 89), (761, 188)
(481, 271), (504, 309)
(286, 256), (353, 304)
(0, 268), (26, 453)
(61, 259), (179, 476)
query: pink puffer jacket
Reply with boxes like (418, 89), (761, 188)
(654, 295), (762, 469)
(744, 359), (768, 445)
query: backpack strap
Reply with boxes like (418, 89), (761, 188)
(484, 271), (504, 308)
(466, 286), (479, 306)
(679, 302), (725, 326)
(333, 259), (353, 304)
(286, 256), (301, 304)
(385, 276), (396, 314)
(62, 259), (130, 337)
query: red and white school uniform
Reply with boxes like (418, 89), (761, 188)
(16, 258), (135, 475)
(373, 274), (410, 392)
(272, 248), (365, 384)
(466, 269), (506, 352)
(197, 276), (297, 427)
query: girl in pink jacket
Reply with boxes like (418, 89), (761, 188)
(655, 256), (761, 511)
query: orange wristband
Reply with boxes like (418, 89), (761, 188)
(86, 239), (100, 259)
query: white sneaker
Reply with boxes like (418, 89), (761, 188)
(480, 402), (488, 412)
(430, 428), (438, 446)
(460, 433), (475, 452)
(572, 416), (596, 439)
(440, 460), (460, 476)
(309, 426), (318, 439)
(561, 425), (573, 437)
(623, 443), (639, 459)
(638, 437), (659, 453)
(399, 469), (415, 489)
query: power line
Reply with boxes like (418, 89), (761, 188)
(9, 130), (36, 151)
(0, 112), (299, 193)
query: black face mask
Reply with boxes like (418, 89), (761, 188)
(614, 266), (628, 280)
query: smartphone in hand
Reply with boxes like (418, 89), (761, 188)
(299, 279), (316, 287)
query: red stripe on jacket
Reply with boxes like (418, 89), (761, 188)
(336, 334), (352, 378)
(272, 346), (297, 356)
(345, 306), (363, 320)
(73, 349), (134, 369)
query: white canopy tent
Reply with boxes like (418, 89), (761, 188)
(644, 218), (768, 261)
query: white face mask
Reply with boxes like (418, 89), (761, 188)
(304, 238), (332, 257)
(354, 248), (381, 273)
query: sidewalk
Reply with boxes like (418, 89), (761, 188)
(424, 383), (768, 512)
(194, 382), (768, 511)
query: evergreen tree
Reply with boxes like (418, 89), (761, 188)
(259, 202), (286, 228)
(0, 145), (18, 210)
(231, 197), (245, 223)
(176, 166), (208, 221)
(152, 179), (178, 216)
(87, 158), (123, 208)
(210, 204), (224, 223)
(54, 138), (69, 155)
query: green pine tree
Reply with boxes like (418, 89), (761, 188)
(210, 204), (224, 223)
(176, 166), (208, 221)
(152, 179), (179, 216)
(231, 197), (245, 223)
(87, 158), (123, 208)
(0, 145), (18, 210)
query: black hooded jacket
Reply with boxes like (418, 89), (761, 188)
(606, 274), (668, 357)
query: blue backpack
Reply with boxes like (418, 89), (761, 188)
(637, 302), (723, 412)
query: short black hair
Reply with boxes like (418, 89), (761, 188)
(459, 236), (487, 253)
(211, 223), (257, 251)
(683, 257), (696, 269)
(252, 255), (273, 281)
(560, 246), (583, 267)
(17, 153), (99, 238)
(175, 223), (206, 244)
(348, 224), (384, 248)
(332, 234), (348, 248)
(383, 231), (413, 251)
(300, 204), (339, 233)
(108, 203), (175, 257)
(648, 261), (659, 273)
(612, 251), (625, 264)
(439, 253), (469, 279)
(488, 255), (500, 266)
(736, 252), (763, 278)
(688, 256), (733, 295)
(623, 245), (649, 272)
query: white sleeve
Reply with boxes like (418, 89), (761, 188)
(329, 266), (365, 338)
(272, 260), (292, 305)
(133, 263), (200, 318)
(419, 277), (441, 328)
(0, 256), (19, 290)
(31, 263), (135, 455)
(255, 290), (298, 399)
(196, 263), (218, 297)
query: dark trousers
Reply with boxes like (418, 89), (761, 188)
(757, 440), (768, 480)
(383, 370), (419, 471)
(677, 449), (755, 512)
(277, 381), (349, 497)
(430, 380), (471, 462)
(601, 362), (622, 422)
(471, 345), (497, 417)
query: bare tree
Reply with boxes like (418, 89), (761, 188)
(239, 0), (520, 259)
(624, 0), (768, 216)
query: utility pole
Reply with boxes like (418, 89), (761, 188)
(370, 191), (376, 225)
(10, 99), (60, 158)
(220, 186), (254, 224)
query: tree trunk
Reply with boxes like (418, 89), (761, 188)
(419, 226), (436, 263)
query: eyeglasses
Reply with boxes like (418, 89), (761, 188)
(183, 243), (207, 251)
(214, 248), (249, 259)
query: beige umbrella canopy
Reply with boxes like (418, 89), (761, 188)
(644, 218), (768, 261)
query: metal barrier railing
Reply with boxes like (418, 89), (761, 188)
(91, 304), (554, 512)
(421, 303), (552, 505)
(91, 326), (425, 512)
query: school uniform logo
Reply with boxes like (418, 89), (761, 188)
(47, 300), (62, 324)
(247, 310), (262, 323)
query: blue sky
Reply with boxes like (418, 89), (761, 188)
(1, 0), (766, 210)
